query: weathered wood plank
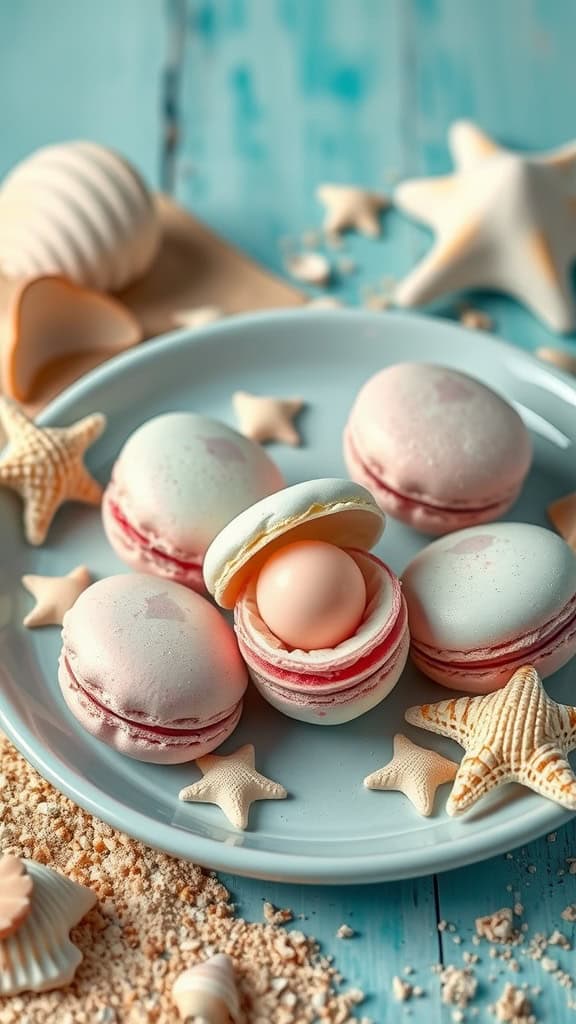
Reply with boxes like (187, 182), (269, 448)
(0, 0), (166, 186)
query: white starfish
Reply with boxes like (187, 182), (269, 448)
(22, 566), (91, 628)
(364, 733), (458, 817)
(394, 121), (576, 332)
(179, 745), (287, 830)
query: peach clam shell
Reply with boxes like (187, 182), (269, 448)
(1, 275), (141, 405)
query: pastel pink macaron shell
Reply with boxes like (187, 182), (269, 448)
(59, 574), (248, 763)
(344, 363), (532, 534)
(237, 550), (409, 724)
(402, 523), (576, 693)
(103, 412), (284, 589)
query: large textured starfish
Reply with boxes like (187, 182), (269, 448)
(22, 566), (91, 628)
(179, 745), (287, 830)
(394, 121), (576, 332)
(364, 733), (458, 817)
(405, 666), (576, 815)
(0, 399), (106, 545)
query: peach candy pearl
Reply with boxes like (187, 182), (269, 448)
(255, 540), (367, 651)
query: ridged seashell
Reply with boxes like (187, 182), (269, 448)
(0, 142), (160, 292)
(172, 954), (240, 1023)
(0, 859), (97, 995)
(0, 855), (33, 938)
(405, 665), (576, 815)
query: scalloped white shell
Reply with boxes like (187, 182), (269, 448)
(0, 860), (96, 995)
(172, 954), (240, 1022)
(0, 142), (160, 292)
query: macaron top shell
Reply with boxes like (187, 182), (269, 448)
(203, 478), (385, 609)
(402, 523), (576, 650)
(108, 413), (284, 555)
(61, 574), (247, 725)
(347, 364), (532, 509)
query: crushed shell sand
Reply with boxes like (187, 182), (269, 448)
(0, 735), (363, 1024)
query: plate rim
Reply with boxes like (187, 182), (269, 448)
(2, 307), (575, 885)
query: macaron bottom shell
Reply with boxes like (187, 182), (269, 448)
(235, 550), (410, 725)
(58, 651), (244, 764)
(246, 629), (409, 725)
(343, 426), (520, 536)
(102, 488), (205, 592)
(410, 595), (576, 694)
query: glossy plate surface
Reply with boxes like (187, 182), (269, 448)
(1, 310), (575, 884)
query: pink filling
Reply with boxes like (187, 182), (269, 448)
(64, 655), (238, 740)
(109, 500), (202, 573)
(244, 628), (407, 708)
(414, 595), (576, 672)
(347, 429), (513, 516)
(239, 600), (408, 692)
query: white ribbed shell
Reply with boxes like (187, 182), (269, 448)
(0, 860), (96, 995)
(172, 954), (241, 1022)
(0, 142), (160, 291)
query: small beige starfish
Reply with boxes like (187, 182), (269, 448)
(316, 184), (389, 237)
(179, 745), (287, 830)
(364, 733), (458, 817)
(405, 665), (576, 816)
(232, 391), (304, 447)
(22, 566), (91, 628)
(0, 399), (106, 545)
(548, 492), (576, 552)
(536, 347), (576, 376)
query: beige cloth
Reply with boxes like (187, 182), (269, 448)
(0, 195), (304, 413)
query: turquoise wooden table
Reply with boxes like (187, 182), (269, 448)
(3, 2), (576, 1020)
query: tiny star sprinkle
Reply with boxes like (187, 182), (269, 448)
(179, 744), (288, 830)
(548, 491), (576, 551)
(0, 398), (106, 545)
(364, 733), (458, 817)
(22, 566), (91, 628)
(232, 390), (304, 446)
(405, 665), (576, 815)
(316, 184), (389, 237)
(172, 305), (223, 329)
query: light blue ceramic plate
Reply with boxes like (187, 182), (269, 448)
(1, 310), (575, 884)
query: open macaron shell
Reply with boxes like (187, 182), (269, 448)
(58, 574), (248, 763)
(204, 478), (409, 724)
(344, 363), (533, 535)
(402, 523), (576, 693)
(237, 550), (409, 724)
(102, 412), (285, 591)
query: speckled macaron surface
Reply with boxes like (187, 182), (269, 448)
(58, 574), (248, 763)
(344, 363), (533, 534)
(402, 523), (576, 691)
(102, 412), (284, 587)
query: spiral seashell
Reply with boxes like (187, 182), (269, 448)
(0, 859), (97, 994)
(172, 953), (240, 1023)
(0, 142), (160, 292)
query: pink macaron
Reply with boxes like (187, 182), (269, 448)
(402, 523), (576, 693)
(203, 479), (410, 725)
(58, 574), (248, 763)
(102, 412), (284, 591)
(344, 363), (532, 535)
